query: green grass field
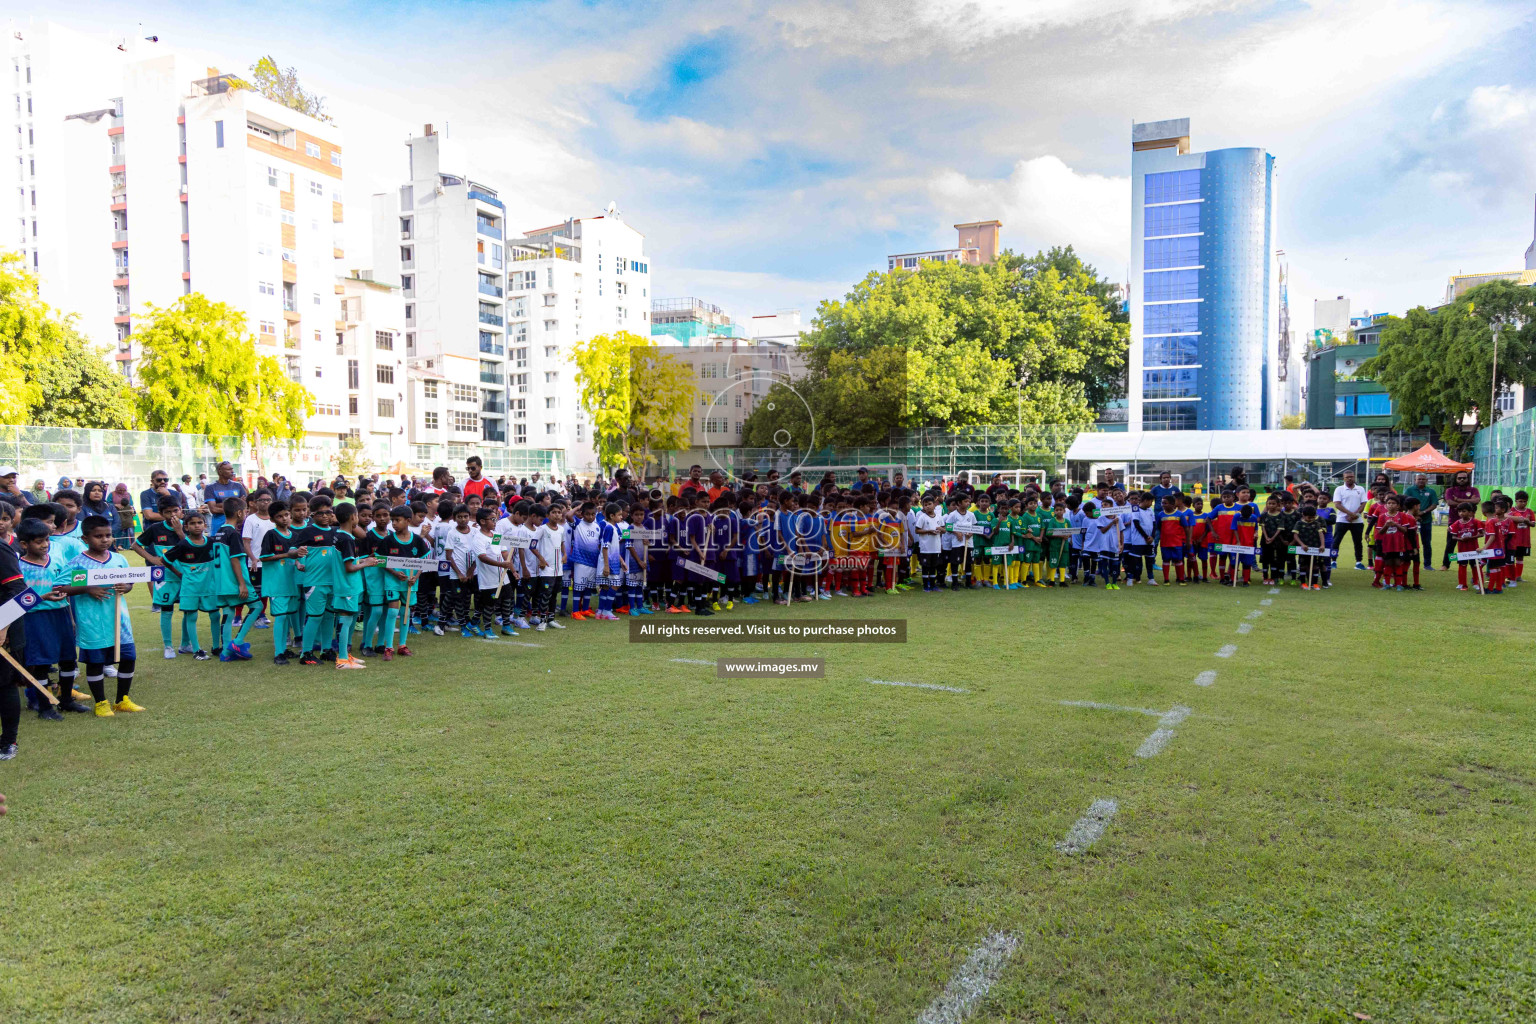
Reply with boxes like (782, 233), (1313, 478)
(2, 547), (1534, 1023)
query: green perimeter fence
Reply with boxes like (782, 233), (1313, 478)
(1472, 407), (1536, 494)
(0, 425), (245, 487)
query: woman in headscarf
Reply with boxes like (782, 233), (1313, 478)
(110, 482), (137, 540)
(80, 480), (122, 543)
(28, 479), (49, 504)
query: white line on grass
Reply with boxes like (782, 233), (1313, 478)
(1193, 670), (1217, 687)
(1215, 644), (1237, 658)
(915, 931), (1020, 1024)
(1055, 798), (1119, 855)
(1059, 700), (1163, 717)
(1267, 587), (1280, 594)
(871, 679), (970, 694)
(1134, 706), (1191, 758)
(669, 658), (714, 665)
(1245, 609), (1264, 620)
(1237, 622), (1253, 635)
(1260, 598), (1273, 606)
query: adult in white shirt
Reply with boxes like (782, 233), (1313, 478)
(1331, 470), (1370, 569)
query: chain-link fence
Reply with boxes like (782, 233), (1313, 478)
(0, 425), (245, 489)
(1472, 409), (1536, 492)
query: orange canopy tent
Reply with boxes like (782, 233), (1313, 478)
(1382, 443), (1474, 474)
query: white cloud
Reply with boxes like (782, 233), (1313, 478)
(1465, 84), (1536, 129)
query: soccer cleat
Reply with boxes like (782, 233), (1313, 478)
(667, 605), (686, 613)
(512, 617), (532, 629)
(723, 600), (734, 610)
(1412, 584), (1423, 591)
(194, 650), (211, 661)
(397, 645), (413, 657)
(219, 646), (239, 663)
(0, 743), (14, 760)
(234, 642), (253, 660)
(178, 644), (195, 655)
(545, 618), (565, 629)
(887, 588), (899, 595)
(742, 596), (759, 605)
(321, 651), (337, 663)
(336, 657), (367, 670)
(300, 652), (320, 666)
(94, 700), (115, 717)
(432, 623), (445, 636)
(536, 622), (547, 632)
(359, 646), (376, 658)
(712, 600), (723, 610)
(382, 647), (395, 661)
(60, 699), (93, 713)
(502, 625), (521, 635)
(254, 616), (271, 629)
(273, 653), (290, 666)
(164, 646), (176, 659)
(1355, 562), (1367, 570)
(614, 606), (630, 616)
(113, 697), (145, 713)
(694, 605), (715, 616)
(37, 706), (64, 721)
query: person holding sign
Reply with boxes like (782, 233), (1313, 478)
(60, 516), (143, 717)
(1447, 502), (1485, 592)
(16, 520), (87, 718)
(131, 497), (195, 657)
(1483, 498), (1511, 596)
(1293, 505), (1330, 590)
(942, 493), (977, 590)
(1259, 496), (1288, 586)
(372, 506), (433, 658)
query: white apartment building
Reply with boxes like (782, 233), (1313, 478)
(371, 129), (511, 458)
(508, 210), (651, 474)
(335, 271), (408, 469)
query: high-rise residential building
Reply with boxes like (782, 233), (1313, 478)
(335, 271), (407, 468)
(886, 220), (1002, 272)
(508, 209), (650, 472)
(5, 21), (353, 451)
(1127, 118), (1274, 431)
(371, 128), (510, 454)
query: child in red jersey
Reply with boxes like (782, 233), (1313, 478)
(1401, 496), (1425, 590)
(1485, 497), (1512, 594)
(1365, 485), (1391, 587)
(1507, 491), (1533, 586)
(1374, 495), (1410, 591)
(1447, 502), (1485, 592)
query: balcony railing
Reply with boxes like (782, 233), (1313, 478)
(482, 395), (506, 413)
(113, 228), (129, 242)
(478, 279), (503, 298)
(479, 370), (505, 386)
(478, 311), (504, 327)
(282, 300), (297, 312)
(401, 259), (414, 270)
(475, 218), (503, 240)
(467, 189), (504, 210)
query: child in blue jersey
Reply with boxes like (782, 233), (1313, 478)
(624, 504), (651, 615)
(163, 511), (221, 660)
(595, 502), (625, 621)
(16, 519), (86, 718)
(59, 516), (143, 717)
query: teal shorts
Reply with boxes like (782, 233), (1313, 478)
(267, 595), (301, 616)
(304, 587), (334, 616)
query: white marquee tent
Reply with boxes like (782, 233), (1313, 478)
(1065, 429), (1370, 486)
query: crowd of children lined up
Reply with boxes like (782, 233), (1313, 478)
(0, 474), (1528, 761)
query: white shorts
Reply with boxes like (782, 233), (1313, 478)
(573, 563), (598, 590)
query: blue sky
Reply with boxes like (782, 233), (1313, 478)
(35, 0), (1536, 331)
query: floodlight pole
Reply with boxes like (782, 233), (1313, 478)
(1490, 320), (1502, 427)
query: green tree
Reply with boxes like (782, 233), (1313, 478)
(134, 294), (314, 467)
(235, 56), (331, 123)
(571, 331), (699, 473)
(740, 248), (1121, 445)
(1362, 281), (1536, 458)
(331, 435), (372, 478)
(31, 335), (138, 428)
(0, 250), (72, 422)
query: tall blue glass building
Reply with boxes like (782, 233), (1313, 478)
(1128, 119), (1274, 431)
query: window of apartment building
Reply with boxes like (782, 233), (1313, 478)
(543, 345), (557, 358)
(511, 373), (528, 392)
(491, 243), (503, 270)
(452, 410), (479, 433)
(258, 280), (275, 296)
(543, 320), (557, 333)
(349, 395), (358, 416)
(281, 210), (295, 225)
(545, 396), (558, 410)
(451, 383), (477, 403)
(734, 393), (742, 407)
(267, 166), (279, 187)
(315, 403), (341, 416)
(513, 347), (527, 368)
(330, 151), (341, 167)
(511, 297), (527, 318)
(423, 410), (438, 430)
(513, 423), (527, 443)
(422, 380), (438, 400)
(543, 293), (557, 307)
(510, 398), (526, 419)
(305, 141), (321, 159)
(545, 422), (558, 435)
(256, 202), (272, 218)
(377, 365), (394, 385)
(309, 179), (323, 196)
(512, 323), (527, 345)
(312, 291), (322, 307)
(617, 306), (626, 322)
(377, 398), (395, 418)
(546, 266), (554, 289)
(404, 304), (414, 321)
(406, 332), (415, 354)
(215, 120), (224, 148)
(544, 371), (558, 384)
(576, 423), (585, 443)
(375, 330), (393, 350)
(597, 279), (602, 297)
(258, 320), (275, 335)
(347, 359), (359, 389)
(401, 274), (413, 294)
(699, 363), (718, 379)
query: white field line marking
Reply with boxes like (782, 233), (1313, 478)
(1267, 587), (1280, 594)
(1236, 622), (1253, 634)
(1215, 644), (1237, 658)
(871, 679), (970, 694)
(1059, 699), (1163, 717)
(1055, 798), (1119, 855)
(1134, 705), (1191, 759)
(669, 658), (714, 665)
(1245, 609), (1264, 619)
(472, 637), (544, 647)
(1193, 670), (1217, 687)
(1260, 598), (1273, 606)
(916, 931), (1019, 1024)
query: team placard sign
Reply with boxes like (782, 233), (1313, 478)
(1099, 505), (1135, 517)
(681, 558), (726, 583)
(1457, 549), (1500, 562)
(947, 523), (990, 535)
(1289, 546), (1329, 557)
(1217, 544), (1256, 556)
(69, 566), (163, 586)
(385, 556), (452, 573)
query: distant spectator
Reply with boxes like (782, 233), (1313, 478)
(27, 479), (48, 504)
